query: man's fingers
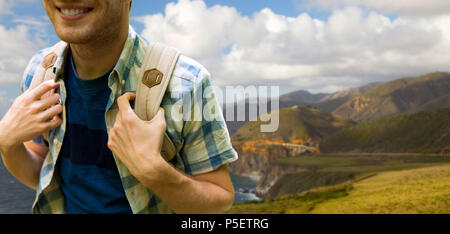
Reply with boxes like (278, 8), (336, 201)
(40, 104), (63, 121)
(43, 115), (62, 130)
(113, 110), (122, 130)
(117, 92), (136, 112)
(147, 108), (166, 127)
(29, 80), (60, 101)
(155, 107), (165, 119)
(117, 92), (137, 121)
(37, 93), (61, 111)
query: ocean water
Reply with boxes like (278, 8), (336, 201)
(230, 173), (261, 204)
(0, 164), (35, 214)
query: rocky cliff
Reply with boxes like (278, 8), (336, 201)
(229, 106), (353, 199)
(229, 140), (316, 199)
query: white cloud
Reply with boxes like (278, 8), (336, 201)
(136, 0), (450, 93)
(0, 24), (47, 85)
(0, 0), (35, 16)
(0, 0), (13, 15)
(2, 0), (450, 94)
(0, 0), (49, 85)
(300, 0), (450, 17)
(13, 16), (48, 27)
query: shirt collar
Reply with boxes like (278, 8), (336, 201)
(111, 25), (146, 86)
(53, 25), (146, 88)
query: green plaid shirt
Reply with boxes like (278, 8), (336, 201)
(20, 25), (238, 214)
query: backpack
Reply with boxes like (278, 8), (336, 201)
(28, 42), (180, 162)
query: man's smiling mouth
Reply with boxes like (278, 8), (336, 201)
(57, 7), (93, 17)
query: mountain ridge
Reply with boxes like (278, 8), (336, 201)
(320, 107), (450, 154)
(332, 72), (450, 122)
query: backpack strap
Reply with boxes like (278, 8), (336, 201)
(28, 42), (180, 162)
(28, 42), (66, 142)
(135, 42), (181, 162)
(28, 42), (66, 91)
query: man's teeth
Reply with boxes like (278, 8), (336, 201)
(60, 8), (90, 16)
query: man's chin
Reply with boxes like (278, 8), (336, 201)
(55, 29), (96, 44)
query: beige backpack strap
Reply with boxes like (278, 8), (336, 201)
(28, 42), (66, 142)
(29, 42), (67, 91)
(135, 43), (181, 162)
(29, 53), (57, 91)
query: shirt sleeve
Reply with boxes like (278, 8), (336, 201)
(179, 66), (238, 175)
(20, 51), (48, 146)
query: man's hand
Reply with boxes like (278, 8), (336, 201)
(0, 80), (62, 152)
(108, 93), (235, 213)
(107, 92), (166, 181)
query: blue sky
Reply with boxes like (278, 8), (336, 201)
(0, 0), (330, 44)
(0, 0), (333, 103)
(1, 0), (328, 22)
(0, 0), (449, 110)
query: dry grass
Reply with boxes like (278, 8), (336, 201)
(228, 164), (450, 214)
(311, 164), (450, 214)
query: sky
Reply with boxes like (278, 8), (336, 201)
(1, 0), (450, 113)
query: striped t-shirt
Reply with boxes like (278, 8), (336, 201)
(56, 50), (132, 213)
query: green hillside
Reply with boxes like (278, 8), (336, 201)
(320, 107), (450, 154)
(228, 163), (450, 214)
(365, 72), (447, 98)
(265, 153), (450, 199)
(332, 72), (450, 122)
(231, 106), (354, 143)
(311, 164), (450, 214)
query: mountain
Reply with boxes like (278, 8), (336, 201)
(223, 98), (275, 136)
(320, 107), (450, 154)
(229, 106), (354, 197)
(224, 90), (329, 136)
(332, 72), (450, 122)
(315, 82), (381, 113)
(279, 90), (328, 108)
(231, 106), (354, 143)
(224, 72), (449, 135)
(320, 82), (382, 102)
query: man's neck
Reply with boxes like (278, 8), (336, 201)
(69, 26), (129, 80)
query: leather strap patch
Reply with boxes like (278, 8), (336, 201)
(42, 52), (57, 69)
(142, 68), (163, 88)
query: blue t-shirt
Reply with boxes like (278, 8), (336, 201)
(57, 51), (133, 214)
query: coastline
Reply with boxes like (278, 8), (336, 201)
(230, 173), (262, 203)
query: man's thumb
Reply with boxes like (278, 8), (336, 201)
(146, 108), (166, 126)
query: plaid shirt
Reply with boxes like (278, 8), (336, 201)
(20, 25), (238, 214)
